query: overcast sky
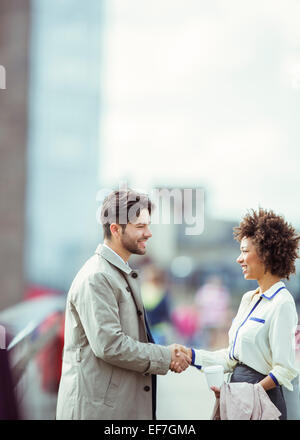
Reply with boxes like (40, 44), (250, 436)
(99, 0), (300, 227)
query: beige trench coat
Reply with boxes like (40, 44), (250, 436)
(56, 244), (171, 420)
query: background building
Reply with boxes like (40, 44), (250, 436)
(0, 0), (30, 310)
(25, 0), (103, 293)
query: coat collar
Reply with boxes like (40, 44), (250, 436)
(260, 281), (286, 300)
(95, 243), (133, 275)
(95, 244), (143, 315)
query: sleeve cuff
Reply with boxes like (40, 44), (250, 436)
(269, 372), (279, 386)
(191, 348), (202, 370)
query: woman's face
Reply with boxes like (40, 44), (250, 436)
(236, 237), (265, 280)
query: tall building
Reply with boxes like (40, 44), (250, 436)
(25, 0), (103, 291)
(0, 0), (30, 310)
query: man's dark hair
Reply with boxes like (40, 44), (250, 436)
(100, 189), (154, 239)
(233, 208), (300, 279)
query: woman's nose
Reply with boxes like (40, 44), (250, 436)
(236, 253), (243, 264)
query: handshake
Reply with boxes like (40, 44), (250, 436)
(168, 344), (192, 373)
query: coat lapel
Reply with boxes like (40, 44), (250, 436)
(122, 271), (144, 317)
(95, 244), (145, 319)
(124, 272), (154, 343)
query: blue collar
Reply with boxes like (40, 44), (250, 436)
(261, 281), (286, 300)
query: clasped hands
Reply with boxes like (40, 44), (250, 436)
(168, 344), (192, 373)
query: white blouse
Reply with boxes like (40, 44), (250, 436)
(192, 281), (299, 391)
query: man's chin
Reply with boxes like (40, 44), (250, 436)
(125, 246), (147, 256)
(132, 248), (147, 255)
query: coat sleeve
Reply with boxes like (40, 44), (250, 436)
(72, 272), (171, 376)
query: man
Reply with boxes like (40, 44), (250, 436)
(56, 189), (191, 420)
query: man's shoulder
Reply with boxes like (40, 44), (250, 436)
(69, 253), (120, 295)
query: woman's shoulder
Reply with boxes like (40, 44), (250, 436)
(274, 285), (297, 307)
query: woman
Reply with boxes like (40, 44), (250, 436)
(182, 208), (299, 419)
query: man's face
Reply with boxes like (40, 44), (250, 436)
(120, 208), (152, 255)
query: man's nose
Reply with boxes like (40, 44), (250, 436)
(236, 253), (243, 264)
(145, 226), (152, 238)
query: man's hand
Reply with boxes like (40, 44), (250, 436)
(168, 344), (192, 373)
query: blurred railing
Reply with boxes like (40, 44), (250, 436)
(8, 314), (62, 387)
(0, 295), (66, 419)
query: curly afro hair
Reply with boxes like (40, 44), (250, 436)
(233, 208), (300, 280)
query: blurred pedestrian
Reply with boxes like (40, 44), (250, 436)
(195, 275), (231, 348)
(171, 305), (199, 346)
(141, 266), (171, 345)
(56, 189), (190, 420)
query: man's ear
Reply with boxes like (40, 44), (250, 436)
(110, 223), (121, 239)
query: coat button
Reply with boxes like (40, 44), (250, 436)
(131, 272), (138, 278)
(137, 310), (143, 317)
(144, 386), (150, 392)
(126, 286), (130, 292)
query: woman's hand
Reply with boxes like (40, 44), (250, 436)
(258, 375), (277, 391)
(210, 386), (220, 399)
